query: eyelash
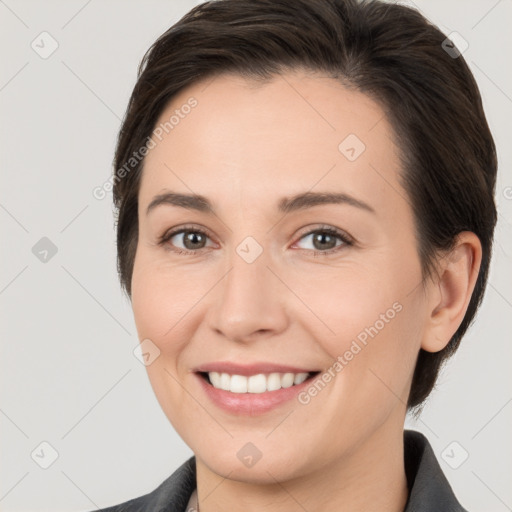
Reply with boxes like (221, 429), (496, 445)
(157, 224), (354, 257)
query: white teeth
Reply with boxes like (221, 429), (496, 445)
(230, 374), (248, 393)
(267, 372), (281, 391)
(281, 372), (295, 388)
(209, 371), (221, 388)
(247, 374), (267, 393)
(207, 371), (311, 393)
(220, 372), (230, 390)
(294, 372), (309, 385)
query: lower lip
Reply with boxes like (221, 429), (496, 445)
(196, 373), (315, 415)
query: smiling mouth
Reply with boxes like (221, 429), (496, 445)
(198, 371), (320, 394)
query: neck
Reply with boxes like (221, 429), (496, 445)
(195, 418), (409, 512)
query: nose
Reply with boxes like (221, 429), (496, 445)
(206, 246), (289, 344)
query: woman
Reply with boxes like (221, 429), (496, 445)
(93, 0), (497, 510)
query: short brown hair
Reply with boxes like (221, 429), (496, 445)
(112, 0), (497, 410)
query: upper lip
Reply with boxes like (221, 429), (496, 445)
(194, 361), (319, 376)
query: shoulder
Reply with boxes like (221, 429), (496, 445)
(404, 429), (469, 512)
(84, 456), (196, 512)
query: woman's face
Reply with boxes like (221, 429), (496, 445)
(131, 70), (429, 482)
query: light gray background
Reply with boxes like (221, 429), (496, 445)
(1, 1), (511, 511)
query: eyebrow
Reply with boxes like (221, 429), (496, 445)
(146, 190), (376, 216)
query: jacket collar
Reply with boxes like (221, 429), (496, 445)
(137, 429), (467, 511)
(403, 430), (468, 511)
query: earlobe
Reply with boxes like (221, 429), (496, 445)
(421, 232), (482, 353)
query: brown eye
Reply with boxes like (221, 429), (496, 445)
(293, 226), (353, 255)
(175, 230), (208, 250)
(159, 226), (214, 254)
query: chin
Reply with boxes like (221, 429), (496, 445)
(194, 438), (314, 484)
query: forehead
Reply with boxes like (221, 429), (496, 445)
(139, 71), (402, 215)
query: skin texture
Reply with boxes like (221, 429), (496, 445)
(130, 70), (481, 512)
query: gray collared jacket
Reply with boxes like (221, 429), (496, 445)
(90, 430), (468, 511)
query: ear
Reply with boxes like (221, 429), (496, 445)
(421, 232), (482, 353)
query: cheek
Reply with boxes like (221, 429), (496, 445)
(130, 255), (202, 427)
(131, 252), (206, 343)
(293, 264), (401, 348)
(301, 258), (423, 403)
